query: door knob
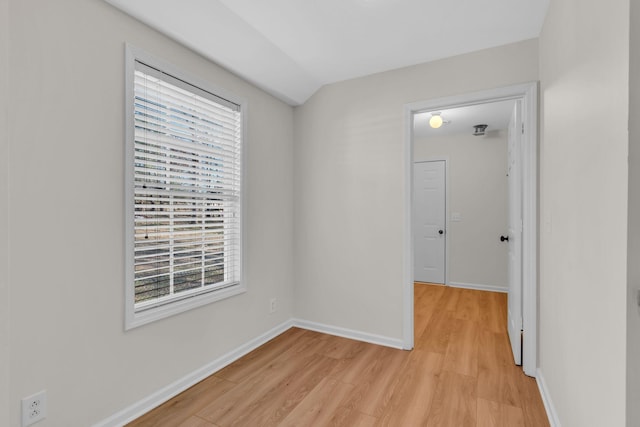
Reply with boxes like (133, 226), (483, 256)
(438, 230), (444, 235)
(500, 235), (509, 242)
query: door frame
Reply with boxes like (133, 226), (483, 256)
(402, 82), (538, 377)
(413, 157), (450, 285)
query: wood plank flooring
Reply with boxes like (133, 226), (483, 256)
(127, 284), (549, 427)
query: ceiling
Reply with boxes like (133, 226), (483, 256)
(414, 99), (516, 138)
(105, 0), (550, 105)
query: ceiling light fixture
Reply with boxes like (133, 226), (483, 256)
(429, 113), (443, 129)
(473, 124), (488, 136)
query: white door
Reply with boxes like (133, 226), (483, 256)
(507, 101), (523, 365)
(414, 160), (446, 284)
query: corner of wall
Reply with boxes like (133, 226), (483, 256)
(6, 1), (296, 424)
(0, 0), (9, 424)
(627, 2), (640, 426)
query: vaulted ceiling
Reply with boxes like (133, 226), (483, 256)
(105, 0), (550, 105)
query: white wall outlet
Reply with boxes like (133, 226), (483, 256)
(269, 298), (277, 314)
(22, 390), (47, 426)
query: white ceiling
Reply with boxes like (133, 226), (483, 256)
(105, 0), (550, 105)
(414, 99), (516, 138)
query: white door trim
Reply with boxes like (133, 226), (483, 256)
(414, 157), (450, 286)
(402, 82), (538, 377)
(507, 100), (524, 366)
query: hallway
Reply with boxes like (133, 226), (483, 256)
(412, 283), (548, 426)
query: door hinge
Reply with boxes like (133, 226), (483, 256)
(521, 123), (525, 134)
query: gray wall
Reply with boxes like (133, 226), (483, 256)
(4, 0), (295, 425)
(293, 39), (538, 339)
(414, 132), (508, 290)
(539, 0), (629, 425)
(628, 1), (640, 426)
(0, 0), (9, 425)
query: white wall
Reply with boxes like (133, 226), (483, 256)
(539, 0), (629, 425)
(0, 0), (10, 425)
(293, 40), (538, 340)
(628, 2), (640, 426)
(5, 1), (294, 426)
(414, 131), (508, 290)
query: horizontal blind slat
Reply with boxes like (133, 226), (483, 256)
(133, 106), (241, 142)
(133, 96), (241, 133)
(133, 142), (240, 169)
(134, 131), (240, 162)
(134, 64), (240, 112)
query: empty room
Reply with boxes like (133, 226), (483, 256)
(1, 1), (638, 426)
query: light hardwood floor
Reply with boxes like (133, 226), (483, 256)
(127, 284), (550, 427)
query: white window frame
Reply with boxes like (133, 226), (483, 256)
(124, 44), (247, 330)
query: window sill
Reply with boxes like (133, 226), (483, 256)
(125, 283), (246, 330)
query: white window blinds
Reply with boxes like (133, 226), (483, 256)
(132, 60), (242, 312)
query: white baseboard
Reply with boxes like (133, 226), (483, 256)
(93, 319), (295, 427)
(536, 368), (561, 427)
(292, 318), (404, 349)
(94, 318), (404, 426)
(448, 281), (508, 293)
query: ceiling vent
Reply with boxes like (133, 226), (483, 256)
(473, 124), (488, 136)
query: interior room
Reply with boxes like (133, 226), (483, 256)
(1, 0), (638, 426)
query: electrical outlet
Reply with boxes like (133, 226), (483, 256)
(269, 298), (277, 314)
(22, 390), (47, 426)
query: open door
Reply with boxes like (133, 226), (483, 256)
(507, 100), (523, 365)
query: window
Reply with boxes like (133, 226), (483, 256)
(125, 46), (245, 329)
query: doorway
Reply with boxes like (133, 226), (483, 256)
(402, 83), (538, 377)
